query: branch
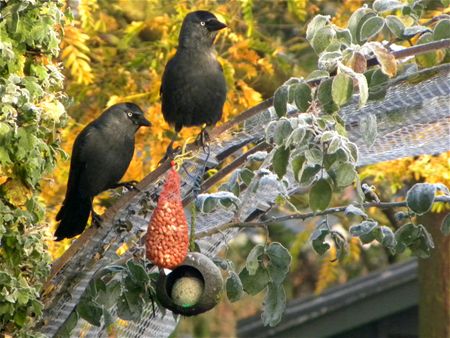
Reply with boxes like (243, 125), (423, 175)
(196, 195), (450, 239)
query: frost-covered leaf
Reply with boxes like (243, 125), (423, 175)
(345, 205), (368, 218)
(373, 0), (404, 12)
(385, 15), (404, 38)
(406, 183), (436, 215)
(266, 242), (291, 285)
(226, 272), (243, 302)
(310, 221), (331, 255)
(311, 26), (336, 54)
(334, 162), (357, 187)
(246, 244), (265, 276)
(239, 266), (270, 295)
(291, 82), (312, 113)
(196, 192), (240, 213)
(261, 283), (286, 327)
(360, 16), (385, 41)
(306, 15), (330, 41)
(332, 73), (353, 106)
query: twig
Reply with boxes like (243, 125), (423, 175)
(196, 195), (450, 239)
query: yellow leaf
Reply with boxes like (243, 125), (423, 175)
(3, 179), (33, 207)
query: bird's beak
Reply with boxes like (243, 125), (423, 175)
(205, 18), (227, 32)
(137, 115), (152, 127)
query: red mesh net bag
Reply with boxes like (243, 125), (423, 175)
(145, 166), (189, 269)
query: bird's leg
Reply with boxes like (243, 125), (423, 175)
(195, 124), (211, 148)
(110, 180), (140, 192)
(159, 138), (181, 164)
(91, 210), (103, 227)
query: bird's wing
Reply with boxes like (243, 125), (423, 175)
(64, 125), (96, 200)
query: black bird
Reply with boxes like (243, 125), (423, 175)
(160, 10), (227, 152)
(54, 102), (151, 241)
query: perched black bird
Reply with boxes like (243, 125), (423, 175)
(160, 10), (227, 151)
(54, 103), (151, 241)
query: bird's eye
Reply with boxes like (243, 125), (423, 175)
(127, 112), (133, 117)
(200, 21), (206, 26)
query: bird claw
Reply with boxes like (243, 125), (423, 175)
(159, 143), (181, 164)
(195, 129), (210, 148)
(110, 180), (140, 192)
(92, 212), (103, 227)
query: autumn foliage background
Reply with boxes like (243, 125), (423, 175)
(38, 0), (449, 335)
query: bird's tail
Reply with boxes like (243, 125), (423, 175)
(54, 194), (92, 241)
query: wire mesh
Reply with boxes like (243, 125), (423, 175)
(39, 63), (450, 337)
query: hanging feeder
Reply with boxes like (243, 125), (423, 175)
(156, 252), (223, 316)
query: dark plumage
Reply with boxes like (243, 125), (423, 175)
(160, 10), (227, 135)
(54, 102), (151, 241)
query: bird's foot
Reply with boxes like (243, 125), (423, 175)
(111, 180), (140, 192)
(159, 142), (180, 165)
(92, 212), (103, 227)
(195, 128), (210, 148)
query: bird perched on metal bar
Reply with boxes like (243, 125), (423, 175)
(54, 102), (151, 241)
(160, 10), (227, 156)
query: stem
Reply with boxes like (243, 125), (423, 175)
(196, 196), (450, 239)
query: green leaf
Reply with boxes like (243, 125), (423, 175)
(415, 32), (441, 68)
(318, 78), (339, 113)
(335, 27), (352, 45)
(360, 16), (385, 41)
(226, 272), (244, 302)
(299, 164), (321, 186)
(406, 183), (436, 215)
(360, 113), (377, 147)
(291, 82), (312, 113)
(274, 86), (289, 117)
(385, 15), (405, 38)
(246, 244), (265, 275)
(261, 283), (286, 327)
(318, 51), (342, 73)
(272, 146), (290, 179)
(409, 225), (434, 258)
(306, 14), (330, 41)
(286, 126), (306, 148)
(355, 12), (377, 44)
(310, 221), (331, 255)
(239, 266), (270, 295)
(441, 0), (450, 7)
(77, 301), (103, 327)
(395, 223), (421, 253)
(368, 68), (389, 100)
(291, 155), (305, 182)
(332, 73), (353, 107)
(334, 162), (357, 187)
(373, 0), (404, 12)
(433, 19), (450, 41)
(266, 242), (291, 285)
(311, 26), (336, 54)
(239, 168), (254, 186)
(441, 213), (450, 236)
(309, 179), (332, 211)
(127, 261), (149, 283)
(117, 289), (144, 321)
